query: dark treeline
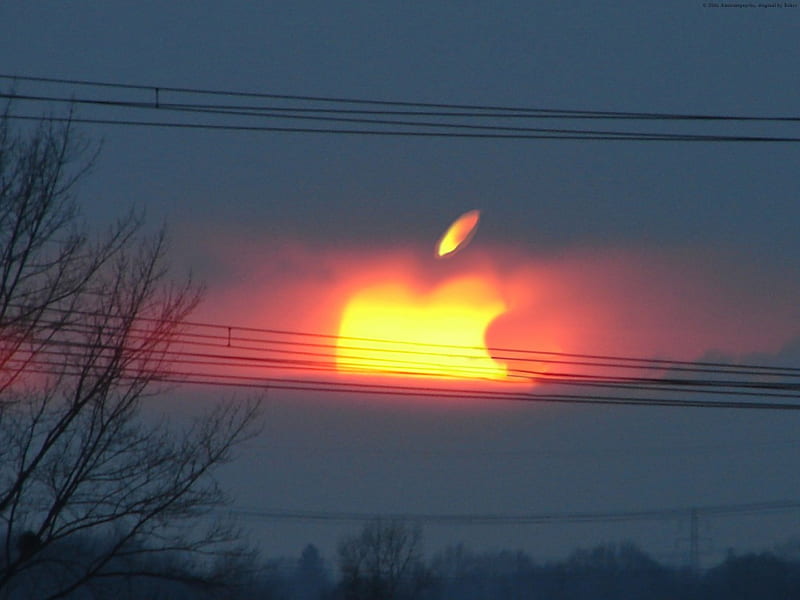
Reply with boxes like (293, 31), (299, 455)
(4, 519), (800, 599)
(255, 526), (800, 600)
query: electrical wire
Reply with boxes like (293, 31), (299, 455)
(16, 304), (800, 377)
(8, 304), (800, 401)
(13, 335), (800, 401)
(14, 114), (791, 142)
(2, 75), (799, 142)
(10, 349), (800, 411)
(3, 73), (799, 122)
(225, 498), (800, 525)
(4, 92), (794, 142)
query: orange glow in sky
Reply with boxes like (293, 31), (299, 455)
(193, 230), (800, 393)
(436, 210), (480, 258)
(337, 275), (508, 380)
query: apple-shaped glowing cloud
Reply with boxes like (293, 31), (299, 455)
(336, 275), (507, 379)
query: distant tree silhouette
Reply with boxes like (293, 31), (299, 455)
(559, 542), (675, 600)
(295, 543), (331, 600)
(430, 544), (536, 600)
(703, 551), (800, 600)
(337, 520), (433, 600)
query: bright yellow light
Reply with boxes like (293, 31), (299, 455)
(337, 276), (507, 379)
(436, 210), (480, 258)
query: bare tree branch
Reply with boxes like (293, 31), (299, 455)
(0, 106), (261, 599)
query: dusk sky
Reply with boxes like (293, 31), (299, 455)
(3, 2), (800, 567)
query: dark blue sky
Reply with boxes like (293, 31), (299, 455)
(2, 2), (800, 565)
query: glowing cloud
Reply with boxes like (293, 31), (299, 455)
(337, 276), (508, 380)
(436, 210), (481, 258)
(191, 227), (800, 393)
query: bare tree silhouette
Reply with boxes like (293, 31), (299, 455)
(338, 519), (432, 600)
(0, 108), (260, 599)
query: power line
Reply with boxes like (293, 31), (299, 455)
(3, 92), (752, 141)
(7, 305), (800, 408)
(225, 498), (800, 525)
(6, 92), (799, 143)
(2, 75), (800, 142)
(17, 303), (800, 378)
(8, 304), (800, 409)
(10, 329), (800, 395)
(15, 337), (800, 402)
(14, 357), (800, 411)
(14, 113), (795, 143)
(3, 73), (799, 122)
